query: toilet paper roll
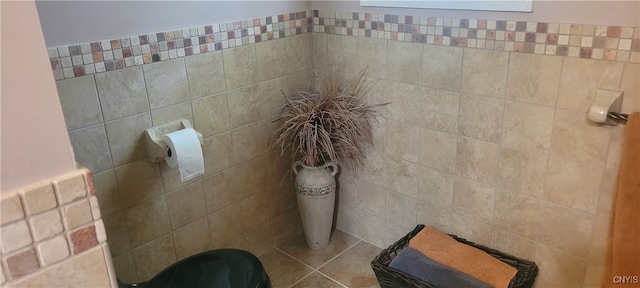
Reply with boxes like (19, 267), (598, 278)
(163, 128), (204, 182)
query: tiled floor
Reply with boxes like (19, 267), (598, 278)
(259, 230), (383, 288)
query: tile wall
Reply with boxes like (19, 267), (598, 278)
(0, 168), (115, 287)
(47, 6), (640, 288)
(314, 10), (640, 288)
(53, 12), (313, 282)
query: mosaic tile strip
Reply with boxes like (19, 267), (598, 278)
(312, 10), (640, 63)
(47, 11), (312, 80)
(0, 168), (106, 283)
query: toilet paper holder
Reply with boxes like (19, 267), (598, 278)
(588, 89), (625, 125)
(145, 119), (204, 163)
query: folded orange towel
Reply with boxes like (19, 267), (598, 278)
(409, 226), (518, 288)
(603, 112), (640, 288)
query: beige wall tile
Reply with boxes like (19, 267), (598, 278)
(422, 45), (463, 91)
(63, 199), (93, 230)
(208, 203), (243, 246)
(507, 53), (562, 106)
(497, 148), (548, 198)
(69, 124), (113, 173)
(56, 172), (87, 205)
(112, 252), (137, 284)
(166, 182), (206, 229)
(227, 84), (265, 128)
(356, 37), (387, 79)
(417, 165), (454, 207)
(242, 220), (273, 256)
(23, 183), (57, 216)
(385, 222), (412, 247)
(124, 196), (171, 247)
(596, 169), (617, 217)
(419, 128), (457, 173)
(102, 212), (130, 256)
(150, 102), (193, 127)
(227, 156), (266, 200)
(239, 191), (270, 231)
(286, 34), (312, 74)
(256, 38), (287, 81)
(557, 57), (624, 112)
(458, 93), (504, 143)
(455, 137), (500, 185)
(191, 92), (230, 137)
(356, 179), (385, 215)
(359, 149), (388, 187)
(184, 51), (226, 99)
(172, 217), (212, 260)
(159, 162), (201, 193)
(545, 158), (603, 214)
(37, 236), (69, 266)
(493, 190), (541, 238)
(534, 243), (587, 288)
(222, 45), (258, 90)
(386, 81), (423, 125)
(491, 229), (536, 260)
(143, 59), (190, 109)
(589, 215), (610, 264)
(132, 233), (176, 281)
(92, 169), (123, 216)
(421, 88), (460, 134)
(271, 209), (301, 246)
(29, 209), (63, 242)
(104, 113), (151, 166)
(94, 66), (149, 121)
(1, 194), (24, 225)
(386, 157), (418, 198)
(620, 63), (639, 113)
(385, 191), (417, 230)
(230, 120), (270, 164)
(584, 261), (606, 288)
(452, 177), (495, 224)
(203, 172), (238, 213)
(386, 119), (419, 163)
(313, 33), (328, 69)
(387, 41), (422, 86)
(336, 172), (357, 209)
(327, 34), (358, 75)
(551, 109), (611, 165)
(258, 77), (287, 120)
(11, 247), (110, 287)
(416, 201), (452, 232)
(606, 124), (625, 171)
(201, 132), (233, 177)
(449, 212), (492, 246)
(115, 159), (164, 206)
(358, 211), (385, 247)
(537, 202), (594, 257)
(462, 48), (509, 98)
(502, 100), (555, 153)
(336, 204), (358, 236)
(56, 75), (103, 131)
(1, 220), (32, 254)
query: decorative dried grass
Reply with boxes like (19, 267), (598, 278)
(271, 68), (388, 171)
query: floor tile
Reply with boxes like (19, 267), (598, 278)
(259, 249), (313, 288)
(291, 272), (345, 288)
(278, 230), (360, 268)
(319, 241), (382, 288)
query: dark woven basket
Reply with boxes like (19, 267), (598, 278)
(371, 224), (538, 288)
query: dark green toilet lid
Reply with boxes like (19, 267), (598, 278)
(143, 249), (267, 288)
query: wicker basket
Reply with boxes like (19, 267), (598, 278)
(371, 224), (538, 288)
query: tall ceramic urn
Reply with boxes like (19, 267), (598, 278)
(293, 161), (338, 250)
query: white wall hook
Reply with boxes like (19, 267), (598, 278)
(588, 89), (624, 125)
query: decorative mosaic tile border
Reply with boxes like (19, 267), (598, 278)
(47, 10), (311, 80)
(0, 168), (106, 284)
(312, 10), (640, 63)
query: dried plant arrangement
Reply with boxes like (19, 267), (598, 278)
(271, 68), (389, 171)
